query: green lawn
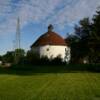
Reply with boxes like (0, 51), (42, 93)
(0, 68), (100, 100)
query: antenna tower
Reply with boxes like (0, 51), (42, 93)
(16, 17), (20, 49)
(14, 18), (21, 64)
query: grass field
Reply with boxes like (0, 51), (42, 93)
(0, 66), (100, 100)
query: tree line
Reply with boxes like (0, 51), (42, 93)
(0, 8), (100, 65)
(66, 8), (100, 64)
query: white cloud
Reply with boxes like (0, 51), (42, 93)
(0, 0), (100, 54)
(0, 0), (100, 35)
(0, 0), (62, 35)
(46, 0), (100, 29)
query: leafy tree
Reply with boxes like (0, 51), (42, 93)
(0, 55), (2, 61)
(66, 35), (79, 63)
(92, 9), (100, 40)
(66, 18), (91, 63)
(2, 51), (14, 63)
(15, 49), (25, 57)
(89, 8), (100, 63)
(70, 8), (100, 64)
(26, 50), (40, 64)
(14, 49), (25, 64)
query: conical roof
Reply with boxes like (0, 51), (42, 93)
(31, 25), (67, 47)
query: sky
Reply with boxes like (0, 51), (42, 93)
(0, 0), (100, 55)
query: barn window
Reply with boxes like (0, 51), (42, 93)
(47, 48), (49, 51)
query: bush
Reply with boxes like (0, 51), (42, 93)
(22, 50), (65, 65)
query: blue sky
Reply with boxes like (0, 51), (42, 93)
(0, 0), (100, 55)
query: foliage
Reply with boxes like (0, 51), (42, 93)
(74, 18), (91, 61)
(92, 9), (100, 40)
(15, 49), (25, 57)
(14, 48), (25, 64)
(89, 9), (100, 63)
(25, 50), (65, 65)
(26, 50), (40, 65)
(0, 55), (2, 61)
(67, 8), (100, 64)
(2, 51), (14, 63)
(1, 49), (25, 64)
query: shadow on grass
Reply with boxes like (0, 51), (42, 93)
(0, 64), (100, 76)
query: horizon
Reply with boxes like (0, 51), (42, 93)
(0, 0), (100, 55)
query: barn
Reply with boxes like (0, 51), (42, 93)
(31, 25), (71, 63)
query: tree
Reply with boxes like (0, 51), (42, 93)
(66, 35), (80, 63)
(26, 50), (40, 64)
(71, 8), (100, 63)
(92, 9), (100, 40)
(66, 18), (91, 63)
(89, 8), (100, 63)
(2, 51), (14, 63)
(14, 49), (25, 64)
(0, 55), (2, 61)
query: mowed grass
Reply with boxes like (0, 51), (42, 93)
(0, 68), (100, 100)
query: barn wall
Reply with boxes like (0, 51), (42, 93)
(31, 45), (71, 62)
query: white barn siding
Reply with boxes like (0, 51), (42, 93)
(32, 45), (70, 62)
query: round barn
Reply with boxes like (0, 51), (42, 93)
(31, 25), (71, 63)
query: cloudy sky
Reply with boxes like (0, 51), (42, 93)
(0, 0), (100, 55)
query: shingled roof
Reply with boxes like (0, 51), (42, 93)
(31, 25), (67, 48)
